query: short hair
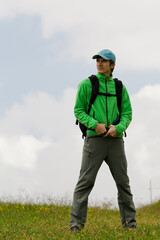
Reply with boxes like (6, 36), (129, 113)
(109, 60), (115, 74)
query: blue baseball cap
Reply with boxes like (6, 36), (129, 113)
(92, 49), (116, 63)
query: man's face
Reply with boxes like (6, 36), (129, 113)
(96, 57), (115, 76)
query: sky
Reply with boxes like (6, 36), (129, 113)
(0, 0), (160, 207)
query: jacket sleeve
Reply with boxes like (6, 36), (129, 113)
(74, 80), (98, 129)
(115, 85), (132, 134)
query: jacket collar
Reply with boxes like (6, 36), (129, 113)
(96, 73), (113, 81)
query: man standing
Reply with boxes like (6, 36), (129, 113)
(70, 49), (136, 231)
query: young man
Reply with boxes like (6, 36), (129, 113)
(70, 49), (136, 231)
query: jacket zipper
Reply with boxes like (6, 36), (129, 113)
(105, 78), (109, 127)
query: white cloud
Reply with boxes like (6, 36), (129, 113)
(0, 85), (160, 205)
(0, 135), (50, 169)
(126, 84), (160, 204)
(0, 88), (84, 201)
(0, 89), (76, 137)
(0, 0), (160, 69)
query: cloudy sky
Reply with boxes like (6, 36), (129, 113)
(0, 0), (160, 207)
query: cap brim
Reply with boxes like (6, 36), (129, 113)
(92, 54), (101, 59)
(92, 54), (109, 60)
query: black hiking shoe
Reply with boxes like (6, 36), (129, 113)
(130, 225), (136, 229)
(124, 224), (137, 229)
(123, 222), (137, 229)
(70, 226), (80, 232)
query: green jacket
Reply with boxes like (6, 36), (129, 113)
(74, 73), (132, 137)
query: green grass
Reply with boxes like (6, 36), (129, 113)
(0, 201), (160, 239)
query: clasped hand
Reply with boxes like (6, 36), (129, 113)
(95, 123), (117, 137)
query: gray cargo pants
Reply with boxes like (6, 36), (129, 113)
(70, 136), (136, 228)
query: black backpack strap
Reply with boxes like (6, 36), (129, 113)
(114, 78), (127, 137)
(114, 78), (122, 114)
(98, 92), (117, 97)
(75, 75), (99, 139)
(88, 75), (99, 114)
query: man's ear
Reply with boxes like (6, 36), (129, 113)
(111, 63), (115, 70)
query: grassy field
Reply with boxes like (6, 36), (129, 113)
(0, 201), (160, 240)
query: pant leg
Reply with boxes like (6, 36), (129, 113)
(105, 138), (136, 227)
(70, 136), (106, 228)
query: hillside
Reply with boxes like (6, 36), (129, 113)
(0, 201), (160, 239)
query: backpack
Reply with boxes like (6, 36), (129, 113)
(76, 75), (123, 138)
